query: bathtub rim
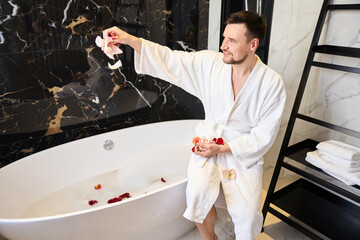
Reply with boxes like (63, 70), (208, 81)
(0, 119), (200, 173)
(0, 177), (188, 223)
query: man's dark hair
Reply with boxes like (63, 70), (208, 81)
(225, 11), (266, 45)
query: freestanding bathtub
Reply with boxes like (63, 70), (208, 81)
(0, 119), (200, 240)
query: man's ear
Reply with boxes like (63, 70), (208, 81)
(250, 38), (259, 52)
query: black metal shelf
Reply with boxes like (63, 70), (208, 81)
(296, 114), (360, 138)
(312, 61), (360, 74)
(270, 179), (360, 240)
(312, 45), (360, 58)
(282, 139), (360, 203)
(267, 206), (324, 240)
(328, 4), (360, 10)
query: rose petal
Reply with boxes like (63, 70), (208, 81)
(108, 193), (130, 204)
(105, 46), (112, 53)
(108, 60), (122, 69)
(88, 200), (98, 206)
(95, 36), (103, 47)
(105, 52), (115, 59)
(95, 35), (123, 60)
(119, 192), (131, 198)
(108, 45), (123, 55)
(109, 32), (118, 39)
(104, 36), (110, 54)
(216, 138), (224, 145)
(161, 178), (166, 183)
(192, 136), (200, 145)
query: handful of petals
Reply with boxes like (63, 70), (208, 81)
(95, 32), (123, 69)
(191, 136), (224, 152)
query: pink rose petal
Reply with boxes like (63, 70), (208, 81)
(108, 60), (122, 69)
(95, 36), (103, 48)
(95, 36), (123, 59)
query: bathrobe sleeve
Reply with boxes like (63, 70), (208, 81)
(227, 74), (287, 168)
(134, 38), (217, 101)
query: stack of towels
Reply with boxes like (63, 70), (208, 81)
(306, 140), (360, 186)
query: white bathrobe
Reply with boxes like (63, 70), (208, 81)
(135, 39), (286, 240)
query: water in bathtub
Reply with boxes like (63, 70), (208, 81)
(21, 144), (190, 218)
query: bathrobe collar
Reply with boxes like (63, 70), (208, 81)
(230, 55), (261, 101)
(224, 55), (262, 120)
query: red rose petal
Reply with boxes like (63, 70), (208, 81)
(216, 138), (224, 145)
(89, 200), (98, 206)
(191, 146), (195, 152)
(161, 178), (166, 183)
(109, 32), (118, 40)
(108, 193), (131, 204)
(119, 192), (131, 198)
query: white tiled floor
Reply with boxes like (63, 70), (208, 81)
(178, 166), (312, 240)
(178, 207), (312, 240)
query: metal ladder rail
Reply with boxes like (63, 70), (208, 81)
(261, 0), (331, 222)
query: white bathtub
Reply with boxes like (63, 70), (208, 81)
(0, 119), (200, 240)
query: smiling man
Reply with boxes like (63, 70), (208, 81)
(102, 11), (286, 240)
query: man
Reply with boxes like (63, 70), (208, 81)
(103, 11), (286, 240)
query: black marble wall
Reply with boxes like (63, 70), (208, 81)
(0, 0), (207, 167)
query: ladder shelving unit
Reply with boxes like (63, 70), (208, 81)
(262, 1), (360, 239)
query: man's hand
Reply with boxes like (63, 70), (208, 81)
(194, 143), (231, 158)
(102, 26), (142, 53)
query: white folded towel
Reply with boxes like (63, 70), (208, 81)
(322, 156), (360, 173)
(305, 151), (360, 186)
(321, 168), (356, 185)
(316, 140), (360, 161)
(319, 151), (360, 172)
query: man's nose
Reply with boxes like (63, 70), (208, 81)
(220, 40), (227, 50)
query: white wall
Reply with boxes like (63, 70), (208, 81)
(208, 0), (222, 51)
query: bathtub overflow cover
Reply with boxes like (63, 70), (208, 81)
(103, 140), (114, 150)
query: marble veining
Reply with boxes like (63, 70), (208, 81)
(0, 0), (207, 165)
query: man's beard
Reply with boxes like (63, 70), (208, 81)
(223, 53), (248, 65)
